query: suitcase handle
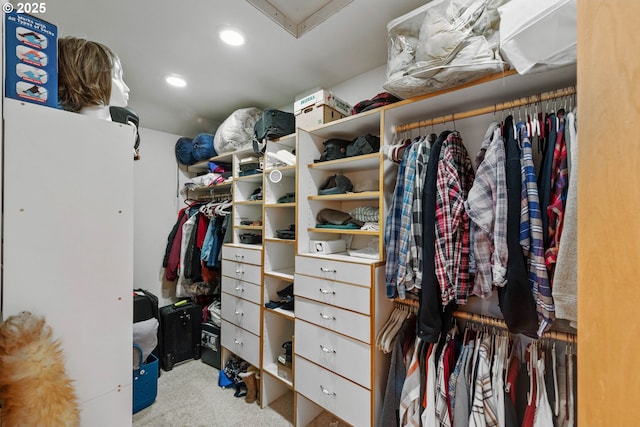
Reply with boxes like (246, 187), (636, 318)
(133, 343), (144, 373)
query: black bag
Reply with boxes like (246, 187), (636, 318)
(346, 134), (380, 157)
(315, 138), (351, 162)
(158, 300), (202, 371)
(253, 109), (295, 156)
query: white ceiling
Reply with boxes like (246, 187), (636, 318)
(37, 0), (430, 137)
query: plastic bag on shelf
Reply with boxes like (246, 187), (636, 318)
(383, 0), (510, 100)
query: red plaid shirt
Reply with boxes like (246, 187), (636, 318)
(434, 132), (475, 305)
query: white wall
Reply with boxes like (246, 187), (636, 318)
(328, 65), (388, 108)
(133, 127), (183, 307)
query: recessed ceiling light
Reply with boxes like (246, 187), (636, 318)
(219, 29), (245, 46)
(165, 74), (187, 88)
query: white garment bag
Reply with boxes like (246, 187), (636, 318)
(498, 0), (577, 74)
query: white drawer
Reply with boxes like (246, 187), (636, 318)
(295, 297), (370, 343)
(222, 260), (262, 285)
(295, 319), (371, 389)
(222, 275), (261, 305)
(295, 256), (372, 287)
(294, 273), (370, 315)
(221, 320), (260, 367)
(295, 356), (371, 427)
(221, 293), (261, 336)
(222, 245), (262, 265)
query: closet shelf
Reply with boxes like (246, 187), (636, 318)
(235, 225), (263, 231)
(264, 165), (296, 177)
(307, 227), (379, 236)
(187, 153), (234, 173)
(263, 362), (293, 388)
(307, 153), (380, 172)
(234, 173), (263, 183)
(308, 191), (379, 202)
(264, 202), (296, 208)
(264, 306), (295, 320)
(264, 237), (296, 245)
(264, 267), (295, 281)
(235, 200), (263, 206)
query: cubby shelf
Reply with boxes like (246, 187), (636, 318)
(307, 153), (380, 172)
(263, 362), (293, 388)
(264, 306), (295, 320)
(308, 191), (379, 201)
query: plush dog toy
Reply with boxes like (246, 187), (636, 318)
(0, 311), (80, 427)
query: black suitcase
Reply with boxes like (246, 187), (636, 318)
(159, 300), (202, 371)
(253, 109), (296, 155)
(200, 322), (221, 369)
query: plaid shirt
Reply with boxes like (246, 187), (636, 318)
(545, 110), (568, 283)
(435, 132), (475, 305)
(411, 136), (433, 289)
(466, 124), (508, 299)
(396, 141), (421, 294)
(519, 132), (555, 333)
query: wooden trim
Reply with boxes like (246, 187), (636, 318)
(578, 1), (640, 425)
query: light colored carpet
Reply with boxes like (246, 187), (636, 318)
(133, 360), (294, 427)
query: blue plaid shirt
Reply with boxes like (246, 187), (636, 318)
(519, 128), (555, 334)
(385, 142), (413, 298)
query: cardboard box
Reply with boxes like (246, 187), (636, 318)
(309, 239), (347, 254)
(4, 11), (58, 108)
(296, 104), (346, 130)
(294, 89), (352, 117)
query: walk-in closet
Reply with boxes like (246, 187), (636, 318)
(0, 1), (638, 427)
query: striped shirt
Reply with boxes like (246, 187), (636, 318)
(519, 131), (555, 334)
(469, 337), (499, 427)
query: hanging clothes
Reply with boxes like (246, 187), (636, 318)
(386, 140), (415, 299)
(434, 131), (475, 306)
(545, 108), (569, 282)
(466, 122), (508, 298)
(552, 110), (578, 327)
(379, 317), (415, 427)
(497, 116), (539, 337)
(538, 112), (557, 246)
(418, 131), (454, 343)
(163, 207), (189, 281)
(518, 124), (555, 334)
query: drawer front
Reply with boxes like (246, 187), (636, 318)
(295, 319), (371, 389)
(295, 256), (372, 287)
(222, 245), (262, 265)
(295, 297), (370, 343)
(222, 275), (261, 305)
(221, 260), (262, 285)
(295, 356), (371, 427)
(221, 320), (260, 367)
(294, 273), (370, 315)
(221, 293), (261, 336)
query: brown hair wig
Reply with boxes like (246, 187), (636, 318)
(58, 36), (117, 112)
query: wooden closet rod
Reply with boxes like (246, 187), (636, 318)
(394, 85), (576, 134)
(393, 299), (577, 343)
(453, 310), (577, 343)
